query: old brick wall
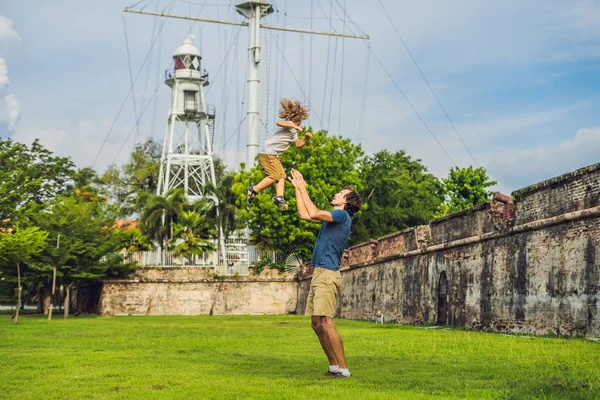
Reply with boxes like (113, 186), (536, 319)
(513, 163), (600, 225)
(297, 163), (600, 337)
(101, 268), (297, 316)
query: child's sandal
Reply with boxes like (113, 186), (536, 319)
(247, 185), (258, 203)
(273, 196), (288, 211)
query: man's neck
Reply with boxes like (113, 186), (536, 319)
(332, 205), (345, 211)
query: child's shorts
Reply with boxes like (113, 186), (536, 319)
(258, 154), (285, 180)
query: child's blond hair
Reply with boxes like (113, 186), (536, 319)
(279, 99), (309, 125)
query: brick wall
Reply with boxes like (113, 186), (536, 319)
(513, 163), (600, 225)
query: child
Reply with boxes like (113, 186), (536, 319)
(247, 99), (311, 210)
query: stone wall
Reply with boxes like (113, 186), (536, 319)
(297, 163), (600, 337)
(101, 268), (297, 316)
(101, 163), (600, 337)
(513, 163), (600, 225)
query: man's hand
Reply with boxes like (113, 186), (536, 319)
(290, 169), (307, 191)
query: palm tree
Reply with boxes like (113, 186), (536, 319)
(120, 227), (155, 253)
(199, 172), (237, 240)
(139, 188), (187, 252)
(169, 210), (216, 264)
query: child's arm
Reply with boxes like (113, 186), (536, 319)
(295, 132), (312, 148)
(276, 120), (303, 132)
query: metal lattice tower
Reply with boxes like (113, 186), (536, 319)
(157, 35), (217, 203)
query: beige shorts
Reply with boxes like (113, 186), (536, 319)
(305, 267), (341, 318)
(258, 154), (286, 181)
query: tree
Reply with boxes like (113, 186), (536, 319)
(210, 157), (240, 239)
(169, 210), (216, 263)
(233, 129), (363, 261)
(0, 226), (48, 323)
(99, 138), (161, 217)
(351, 150), (445, 243)
(441, 166), (498, 214)
(22, 195), (130, 318)
(118, 227), (156, 253)
(0, 138), (75, 220)
(73, 167), (98, 189)
(139, 188), (187, 251)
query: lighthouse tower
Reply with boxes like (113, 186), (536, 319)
(157, 35), (217, 203)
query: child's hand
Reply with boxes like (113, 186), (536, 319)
(296, 125), (304, 133)
(304, 132), (312, 140)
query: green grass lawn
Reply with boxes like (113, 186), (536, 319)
(1, 315), (598, 399)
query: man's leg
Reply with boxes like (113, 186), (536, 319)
(312, 316), (338, 366)
(322, 318), (347, 369)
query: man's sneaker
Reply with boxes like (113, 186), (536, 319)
(273, 196), (288, 210)
(324, 370), (338, 377)
(247, 185), (257, 204)
(332, 372), (350, 378)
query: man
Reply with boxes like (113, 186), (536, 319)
(288, 168), (362, 378)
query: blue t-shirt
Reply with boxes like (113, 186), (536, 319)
(311, 210), (351, 271)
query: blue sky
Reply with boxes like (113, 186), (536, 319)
(1, 0), (599, 194)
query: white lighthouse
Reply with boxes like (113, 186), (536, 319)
(157, 35), (217, 203)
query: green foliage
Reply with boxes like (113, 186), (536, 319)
(252, 258), (269, 275)
(441, 166), (498, 215)
(139, 188), (188, 251)
(252, 257), (287, 275)
(233, 129), (363, 261)
(19, 195), (131, 291)
(352, 150), (445, 243)
(117, 227), (156, 253)
(0, 226), (48, 308)
(0, 226), (48, 268)
(0, 138), (75, 220)
(99, 139), (161, 217)
(269, 259), (287, 273)
(169, 210), (217, 259)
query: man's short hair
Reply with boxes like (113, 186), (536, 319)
(343, 187), (362, 216)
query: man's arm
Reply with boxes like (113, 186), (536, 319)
(290, 169), (334, 223)
(289, 175), (320, 223)
(294, 186), (321, 223)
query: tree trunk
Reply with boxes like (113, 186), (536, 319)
(43, 290), (51, 315)
(48, 266), (56, 321)
(64, 283), (72, 319)
(14, 263), (21, 324)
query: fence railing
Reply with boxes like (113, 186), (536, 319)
(125, 247), (282, 276)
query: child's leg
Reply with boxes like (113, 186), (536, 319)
(275, 178), (285, 197)
(253, 176), (277, 193)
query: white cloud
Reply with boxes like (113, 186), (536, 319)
(11, 120), (133, 171)
(0, 94), (20, 130)
(569, 1), (600, 38)
(491, 126), (600, 191)
(0, 16), (19, 41)
(0, 58), (8, 88)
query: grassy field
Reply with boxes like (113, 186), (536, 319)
(1, 315), (598, 399)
